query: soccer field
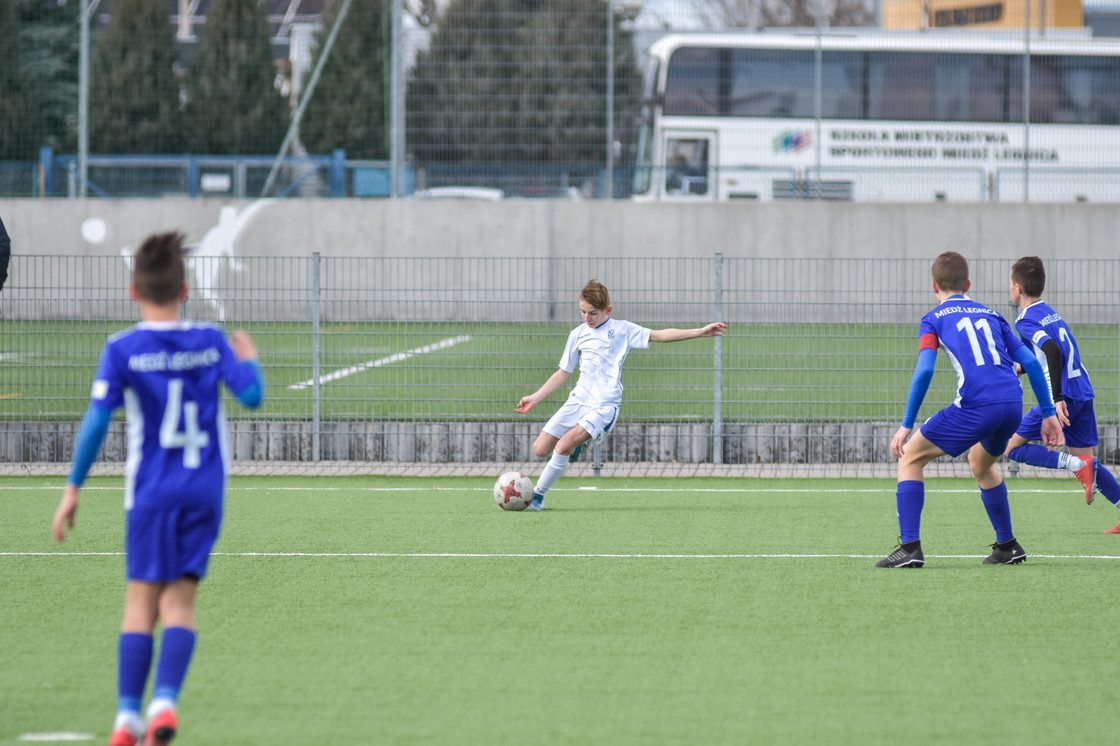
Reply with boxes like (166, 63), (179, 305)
(2, 320), (1117, 424)
(4, 475), (1120, 745)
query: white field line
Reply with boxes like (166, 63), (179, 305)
(18, 734), (95, 743)
(0, 485), (1087, 495)
(6, 551), (1120, 561)
(287, 334), (471, 390)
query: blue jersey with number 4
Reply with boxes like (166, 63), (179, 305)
(90, 321), (258, 510)
(918, 295), (1025, 408)
(1015, 300), (1094, 403)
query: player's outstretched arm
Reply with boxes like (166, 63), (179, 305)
(649, 322), (727, 343)
(516, 369), (571, 413)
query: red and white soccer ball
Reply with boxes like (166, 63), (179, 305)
(494, 471), (534, 511)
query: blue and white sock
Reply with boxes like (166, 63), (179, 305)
(117, 632), (153, 720)
(1007, 444), (1083, 472)
(149, 627), (196, 716)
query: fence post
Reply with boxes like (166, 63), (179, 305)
(329, 149), (346, 197)
(312, 252), (321, 462)
(713, 252), (724, 465)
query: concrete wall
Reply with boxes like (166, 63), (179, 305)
(3, 198), (1120, 261)
(3, 198), (1117, 323)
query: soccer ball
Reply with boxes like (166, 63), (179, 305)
(494, 471), (535, 511)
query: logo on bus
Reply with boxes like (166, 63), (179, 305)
(773, 130), (811, 154)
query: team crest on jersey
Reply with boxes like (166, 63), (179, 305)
(607, 328), (615, 338)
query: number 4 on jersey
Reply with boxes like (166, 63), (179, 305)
(160, 379), (210, 468)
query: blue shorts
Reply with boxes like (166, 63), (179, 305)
(920, 401), (1023, 458)
(1018, 399), (1098, 449)
(126, 504), (222, 583)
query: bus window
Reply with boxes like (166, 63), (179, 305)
(729, 50), (863, 119)
(868, 52), (935, 120)
(729, 49), (815, 117)
(664, 137), (710, 196)
(1007, 55), (1120, 125)
(664, 47), (720, 116)
(962, 53), (1007, 123)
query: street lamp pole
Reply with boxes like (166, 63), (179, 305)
(606, 1), (615, 199)
(606, 2), (641, 200)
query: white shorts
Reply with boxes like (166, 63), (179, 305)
(543, 400), (619, 443)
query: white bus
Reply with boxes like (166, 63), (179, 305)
(630, 31), (1120, 202)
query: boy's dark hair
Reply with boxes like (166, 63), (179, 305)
(133, 231), (186, 304)
(581, 279), (610, 311)
(931, 251), (969, 293)
(1011, 256), (1046, 298)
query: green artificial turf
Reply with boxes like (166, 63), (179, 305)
(3, 475), (1120, 745)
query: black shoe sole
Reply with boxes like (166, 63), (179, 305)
(151, 727), (176, 745)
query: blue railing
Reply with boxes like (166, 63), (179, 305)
(7, 149), (618, 199)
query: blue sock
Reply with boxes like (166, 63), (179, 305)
(1097, 463), (1120, 507)
(980, 482), (1014, 544)
(896, 480), (924, 544)
(118, 632), (153, 714)
(1008, 444), (1063, 469)
(151, 627), (196, 704)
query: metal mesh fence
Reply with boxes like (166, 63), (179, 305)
(5, 2), (1120, 201)
(1, 254), (1116, 476)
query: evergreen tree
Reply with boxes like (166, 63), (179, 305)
(184, 0), (288, 154)
(19, 0), (80, 154)
(299, 0), (391, 160)
(407, 0), (525, 165)
(0, 0), (40, 161)
(89, 0), (183, 154)
(406, 0), (642, 168)
(515, 0), (643, 164)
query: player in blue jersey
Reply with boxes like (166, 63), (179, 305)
(516, 279), (726, 510)
(1004, 256), (1120, 533)
(52, 231), (264, 746)
(877, 251), (1063, 568)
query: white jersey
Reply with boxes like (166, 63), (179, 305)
(559, 318), (651, 408)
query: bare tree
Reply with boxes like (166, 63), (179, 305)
(689, 0), (874, 29)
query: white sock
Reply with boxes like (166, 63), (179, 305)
(113, 711), (142, 732)
(146, 697), (175, 719)
(535, 452), (571, 496)
(1060, 453), (1085, 472)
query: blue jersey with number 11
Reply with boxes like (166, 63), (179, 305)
(918, 295), (1025, 408)
(90, 321), (259, 510)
